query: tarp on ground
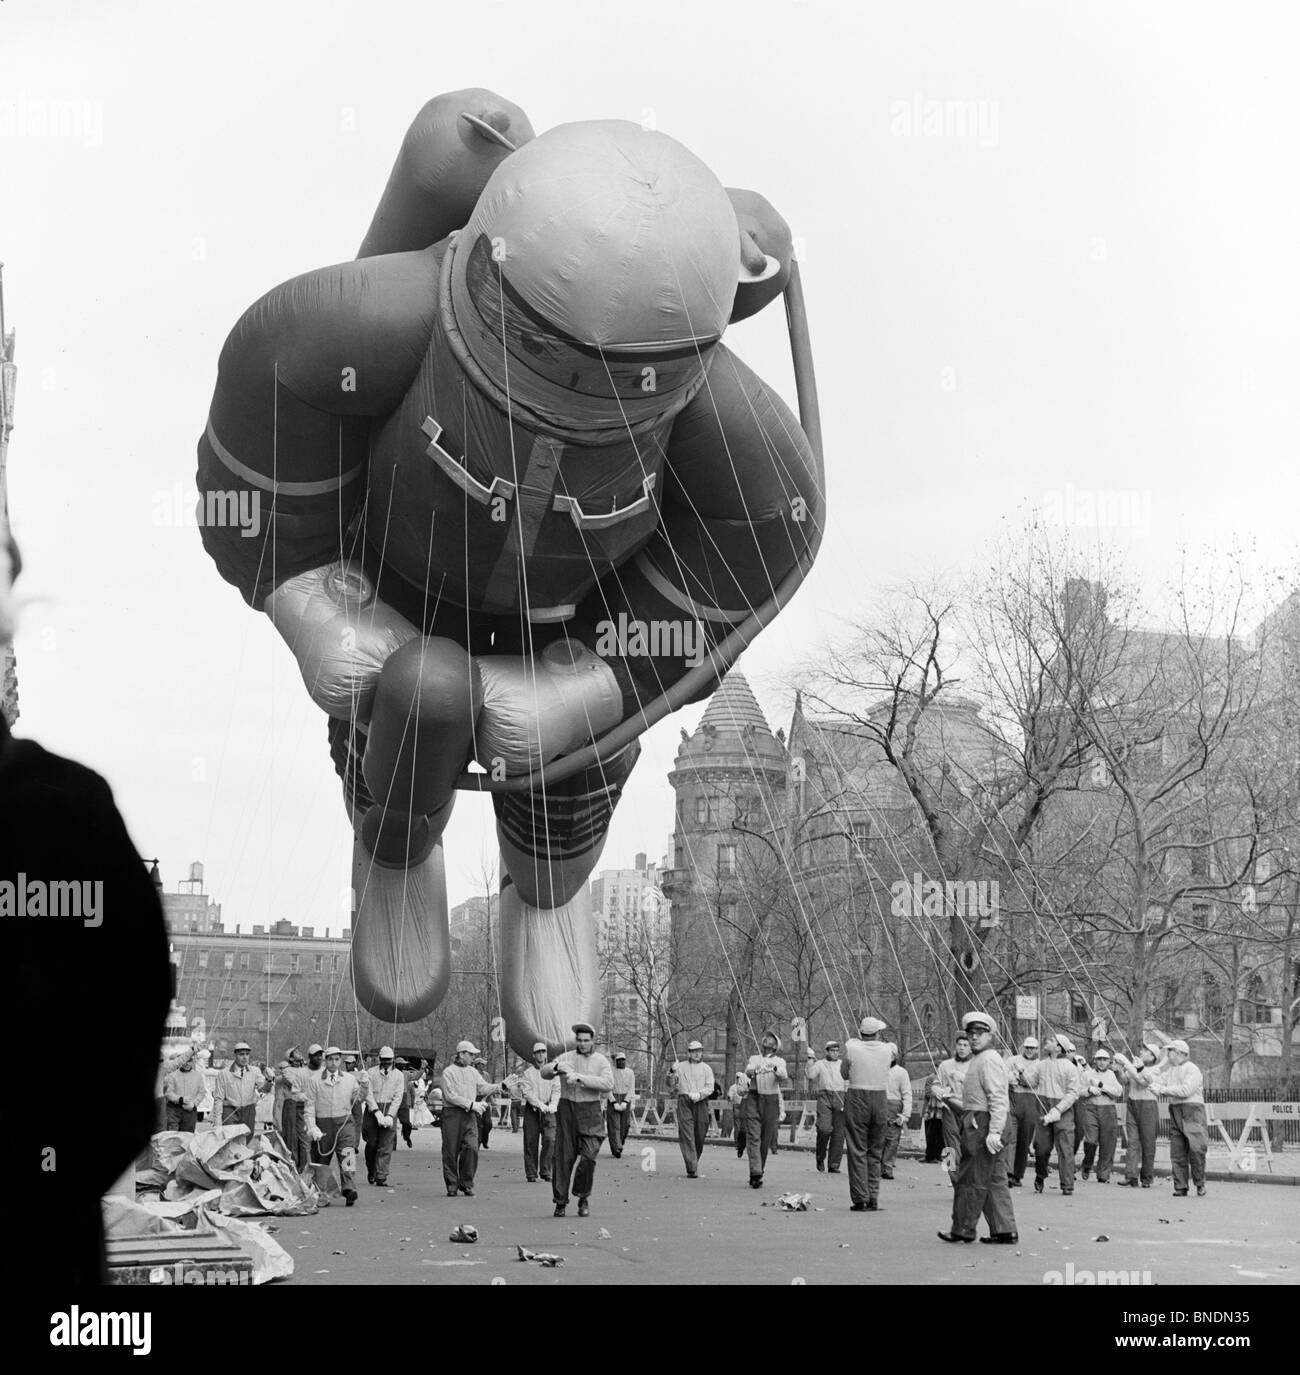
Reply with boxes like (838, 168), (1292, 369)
(142, 1125), (319, 1216)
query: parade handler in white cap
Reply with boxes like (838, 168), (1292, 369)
(840, 1017), (893, 1211)
(520, 1041), (560, 1182)
(542, 1022), (615, 1217)
(1112, 1043), (1161, 1187)
(305, 1046), (366, 1205)
(440, 1040), (495, 1197)
(363, 1045), (405, 1186)
(1031, 1034), (1082, 1195)
(1078, 1048), (1123, 1183)
(881, 1048), (913, 1180)
(607, 1051), (637, 1158)
(668, 1041), (715, 1177)
(214, 1041), (266, 1138)
(1002, 1035), (1042, 1188)
(806, 1040), (847, 1174)
(1129, 1040), (1208, 1197)
(938, 1012), (1017, 1244)
(743, 1030), (791, 1187)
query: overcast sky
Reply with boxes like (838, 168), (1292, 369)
(3, 0), (1297, 933)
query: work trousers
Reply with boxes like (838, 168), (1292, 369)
(510, 1102), (522, 1132)
(397, 1099), (412, 1146)
(881, 1098), (904, 1175)
(923, 1117), (945, 1161)
(606, 1101), (631, 1157)
(522, 1105), (555, 1181)
(1124, 1098), (1158, 1185)
(1072, 1101), (1089, 1157)
(166, 1103), (197, 1133)
(282, 1100), (308, 1172)
(1033, 1116), (1076, 1190)
(362, 1109), (397, 1184)
(744, 1093), (781, 1178)
(1080, 1102), (1118, 1181)
(553, 1098), (604, 1206)
(478, 1107), (493, 1148)
(1169, 1102), (1208, 1191)
(843, 1087), (888, 1205)
(677, 1095), (710, 1173)
(815, 1091), (846, 1171)
(1005, 1092), (1042, 1181)
(951, 1109), (1017, 1238)
(313, 1114), (357, 1195)
(222, 1104), (257, 1137)
(941, 1104), (962, 1157)
(440, 1105), (480, 1192)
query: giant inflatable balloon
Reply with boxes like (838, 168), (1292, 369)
(197, 90), (823, 1058)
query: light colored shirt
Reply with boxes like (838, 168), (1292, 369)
(163, 1067), (205, 1108)
(670, 1060), (714, 1099)
(806, 1059), (847, 1094)
(1031, 1055), (1081, 1113)
(304, 1070), (364, 1129)
(1080, 1068), (1123, 1105)
(935, 1056), (970, 1105)
(366, 1065), (403, 1114)
(1143, 1060), (1204, 1105)
(885, 1065), (912, 1118)
(1114, 1056), (1156, 1102)
(841, 1038), (892, 1091)
(1005, 1053), (1041, 1091)
(441, 1063), (493, 1111)
(744, 1054), (790, 1096)
(610, 1066), (637, 1104)
(282, 1065), (314, 1102)
(520, 1065), (560, 1112)
(542, 1050), (615, 1103)
(961, 1048), (1010, 1135)
(214, 1064), (264, 1112)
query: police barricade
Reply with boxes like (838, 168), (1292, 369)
(1118, 1099), (1298, 1174)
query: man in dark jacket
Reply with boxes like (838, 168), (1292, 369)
(0, 523), (171, 1282)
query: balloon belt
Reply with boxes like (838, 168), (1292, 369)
(451, 262), (824, 794)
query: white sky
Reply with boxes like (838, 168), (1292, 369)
(3, 0), (1297, 932)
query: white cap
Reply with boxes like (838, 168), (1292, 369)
(859, 1016), (886, 1035)
(324, 1045), (343, 1057)
(1022, 1036), (1039, 1048)
(232, 1041), (251, 1052)
(378, 1045), (394, 1059)
(532, 1041), (549, 1053)
(1167, 1039), (1190, 1055)
(961, 1011), (993, 1033)
(687, 1040), (704, 1050)
(1053, 1034), (1075, 1054)
(456, 1040), (480, 1055)
(1093, 1048), (1112, 1060)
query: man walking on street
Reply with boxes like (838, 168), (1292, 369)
(1079, 1047), (1123, 1183)
(728, 1073), (750, 1156)
(743, 1031), (790, 1188)
(935, 1036), (973, 1170)
(882, 1050), (912, 1180)
(806, 1040), (846, 1174)
(841, 1016), (893, 1211)
(473, 1057), (496, 1148)
(668, 1040), (715, 1177)
(363, 1046), (404, 1187)
(607, 1051), (637, 1158)
(163, 1049), (204, 1133)
(521, 1041), (559, 1182)
(1133, 1040), (1208, 1197)
(304, 1047), (365, 1206)
(543, 1022), (614, 1217)
(938, 1011), (1017, 1244)
(214, 1042), (264, 1137)
(1113, 1044), (1160, 1187)
(1003, 1035), (1042, 1188)
(281, 1048), (312, 1172)
(440, 1041), (493, 1197)
(1032, 1034), (1082, 1195)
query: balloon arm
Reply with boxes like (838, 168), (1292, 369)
(453, 261), (823, 793)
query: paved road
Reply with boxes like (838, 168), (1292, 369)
(281, 1131), (1298, 1286)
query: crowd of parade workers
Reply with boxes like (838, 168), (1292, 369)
(154, 1012), (1210, 1234)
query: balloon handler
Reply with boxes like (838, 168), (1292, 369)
(197, 91), (823, 1058)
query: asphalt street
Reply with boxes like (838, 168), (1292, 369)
(280, 1129), (1298, 1286)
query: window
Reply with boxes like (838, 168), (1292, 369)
(239, 953), (250, 971)
(723, 900), (738, 925)
(290, 955), (301, 973)
(1192, 903), (1209, 930)
(198, 950), (209, 969)
(332, 955), (341, 973)
(1201, 972), (1223, 1030)
(1190, 829), (1210, 880)
(851, 820), (870, 855)
(695, 797), (708, 824)
(314, 954), (323, 973)
(194, 980), (206, 998)
(223, 953), (234, 970)
(1070, 996), (1088, 1024)
(718, 844), (736, 877)
(921, 1004), (935, 1032)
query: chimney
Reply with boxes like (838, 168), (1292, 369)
(635, 852), (646, 871)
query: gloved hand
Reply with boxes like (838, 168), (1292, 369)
(985, 1132), (1004, 1156)
(309, 1126), (324, 1142)
(1042, 1108), (1060, 1125)
(472, 1101), (486, 1116)
(378, 1114), (391, 1129)
(688, 1092), (700, 1103)
(895, 1113), (908, 1127)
